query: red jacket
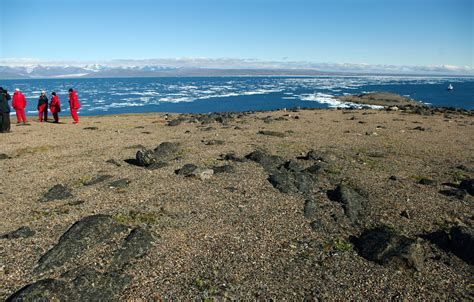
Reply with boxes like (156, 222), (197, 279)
(69, 90), (80, 110)
(12, 91), (27, 110)
(50, 95), (61, 113)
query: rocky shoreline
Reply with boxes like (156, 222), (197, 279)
(1, 105), (473, 300)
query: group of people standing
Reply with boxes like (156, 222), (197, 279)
(0, 87), (81, 133)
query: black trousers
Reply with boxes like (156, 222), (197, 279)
(0, 112), (11, 132)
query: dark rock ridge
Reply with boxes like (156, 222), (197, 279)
(351, 227), (425, 270)
(1, 226), (35, 239)
(7, 268), (131, 302)
(9, 215), (155, 300)
(167, 112), (236, 127)
(110, 227), (155, 271)
(35, 215), (128, 273)
(245, 150), (317, 195)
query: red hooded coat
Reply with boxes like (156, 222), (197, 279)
(12, 91), (27, 110)
(50, 95), (61, 113)
(69, 90), (80, 109)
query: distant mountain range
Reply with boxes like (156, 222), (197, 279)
(1, 60), (472, 79)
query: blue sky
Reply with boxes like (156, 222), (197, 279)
(0, 0), (472, 70)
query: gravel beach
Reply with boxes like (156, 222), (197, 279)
(1, 107), (473, 300)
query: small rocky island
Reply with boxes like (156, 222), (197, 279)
(337, 92), (423, 107)
(0, 102), (473, 300)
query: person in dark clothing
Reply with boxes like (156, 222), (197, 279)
(0, 87), (12, 133)
(38, 90), (49, 122)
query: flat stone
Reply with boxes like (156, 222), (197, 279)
(82, 175), (113, 186)
(257, 130), (286, 137)
(40, 185), (73, 202)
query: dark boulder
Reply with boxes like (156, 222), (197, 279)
(268, 171), (297, 193)
(1, 226), (35, 239)
(459, 179), (474, 195)
(281, 159), (303, 172)
(136, 148), (157, 167)
(352, 227), (424, 270)
(40, 185), (73, 202)
(418, 178), (435, 185)
(293, 172), (313, 194)
(328, 183), (366, 224)
(424, 226), (474, 265)
(304, 199), (317, 219)
(449, 226), (474, 264)
(439, 189), (466, 200)
(0, 153), (9, 160)
(153, 142), (180, 160)
(35, 215), (128, 273)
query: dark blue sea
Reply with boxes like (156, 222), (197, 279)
(1, 76), (473, 115)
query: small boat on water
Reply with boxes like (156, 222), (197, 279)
(447, 84), (453, 90)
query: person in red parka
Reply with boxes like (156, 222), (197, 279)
(50, 91), (61, 123)
(12, 88), (27, 124)
(68, 88), (80, 124)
